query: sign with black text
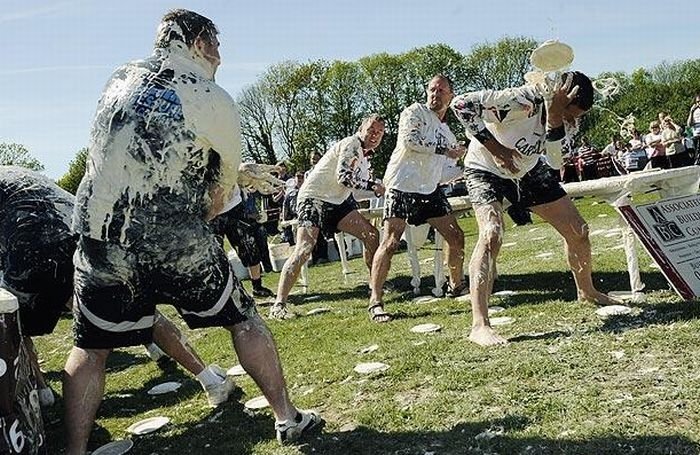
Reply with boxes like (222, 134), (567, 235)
(618, 193), (700, 300)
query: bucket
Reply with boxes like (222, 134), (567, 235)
(268, 242), (293, 272)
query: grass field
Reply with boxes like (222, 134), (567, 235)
(36, 196), (700, 455)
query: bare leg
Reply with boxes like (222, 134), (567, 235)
(531, 197), (619, 305)
(228, 315), (296, 422)
(427, 213), (465, 289)
(337, 210), (380, 275)
(368, 218), (406, 322)
(249, 264), (262, 281)
(64, 347), (110, 455)
(151, 311), (204, 375)
(275, 226), (318, 305)
(468, 203), (508, 346)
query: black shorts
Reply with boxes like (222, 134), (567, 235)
(464, 160), (566, 208)
(297, 196), (357, 239)
(210, 205), (261, 267)
(72, 231), (256, 349)
(0, 235), (75, 337)
(383, 188), (451, 226)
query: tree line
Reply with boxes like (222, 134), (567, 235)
(3, 35), (700, 193)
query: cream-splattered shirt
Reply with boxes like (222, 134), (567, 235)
(451, 85), (572, 179)
(74, 43), (241, 246)
(298, 134), (377, 205)
(383, 103), (455, 194)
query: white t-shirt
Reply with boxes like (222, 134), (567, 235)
(383, 103), (454, 194)
(298, 134), (376, 205)
(452, 85), (572, 179)
(74, 44), (241, 245)
(691, 108), (700, 136)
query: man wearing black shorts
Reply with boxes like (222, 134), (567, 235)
(368, 75), (467, 322)
(452, 71), (618, 347)
(271, 115), (386, 319)
(0, 166), (236, 411)
(210, 186), (274, 298)
(64, 10), (320, 454)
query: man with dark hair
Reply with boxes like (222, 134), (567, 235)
(451, 71), (617, 347)
(64, 10), (320, 454)
(368, 75), (467, 323)
(272, 115), (386, 319)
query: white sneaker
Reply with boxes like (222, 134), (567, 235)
(275, 409), (323, 444)
(269, 302), (296, 320)
(204, 365), (235, 407)
(38, 387), (55, 407)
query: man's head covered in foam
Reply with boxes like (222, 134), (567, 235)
(154, 9), (221, 80)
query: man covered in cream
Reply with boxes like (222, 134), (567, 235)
(451, 71), (618, 347)
(65, 10), (320, 454)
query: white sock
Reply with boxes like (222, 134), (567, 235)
(196, 366), (222, 389)
(145, 343), (166, 362)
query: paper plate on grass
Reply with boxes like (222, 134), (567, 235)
(354, 362), (389, 374)
(502, 242), (517, 247)
(535, 252), (554, 259)
(244, 395), (270, 410)
(92, 440), (134, 455)
(490, 317), (514, 326)
(126, 416), (170, 435)
(595, 305), (632, 317)
(306, 307), (330, 315)
(147, 382), (181, 395)
(455, 294), (470, 302)
(412, 296), (439, 304)
(530, 40), (574, 72)
(492, 290), (517, 297)
(227, 364), (247, 376)
(359, 344), (379, 354)
(488, 306), (505, 314)
(410, 323), (442, 334)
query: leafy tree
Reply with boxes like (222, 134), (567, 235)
(0, 143), (44, 171)
(57, 148), (88, 194)
(238, 82), (278, 164)
(464, 36), (537, 90)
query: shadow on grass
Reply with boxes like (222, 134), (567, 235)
(296, 420), (699, 455)
(67, 412), (700, 455)
(599, 298), (700, 334)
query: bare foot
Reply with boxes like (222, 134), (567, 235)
(469, 325), (508, 346)
(578, 290), (622, 307)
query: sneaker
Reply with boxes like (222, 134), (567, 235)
(253, 286), (274, 298)
(269, 302), (295, 320)
(447, 280), (469, 297)
(38, 387), (55, 407)
(204, 366), (235, 407)
(275, 410), (323, 445)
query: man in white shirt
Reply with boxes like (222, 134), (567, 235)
(270, 115), (386, 319)
(368, 75), (467, 323)
(451, 71), (618, 347)
(64, 10), (320, 453)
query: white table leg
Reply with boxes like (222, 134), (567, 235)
(404, 226), (422, 295)
(432, 232), (445, 297)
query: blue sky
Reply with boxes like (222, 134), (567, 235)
(2, 0), (699, 178)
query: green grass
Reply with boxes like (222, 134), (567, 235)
(36, 196), (700, 454)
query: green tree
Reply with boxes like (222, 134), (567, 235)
(0, 143), (44, 171)
(57, 148), (88, 194)
(464, 36), (537, 90)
